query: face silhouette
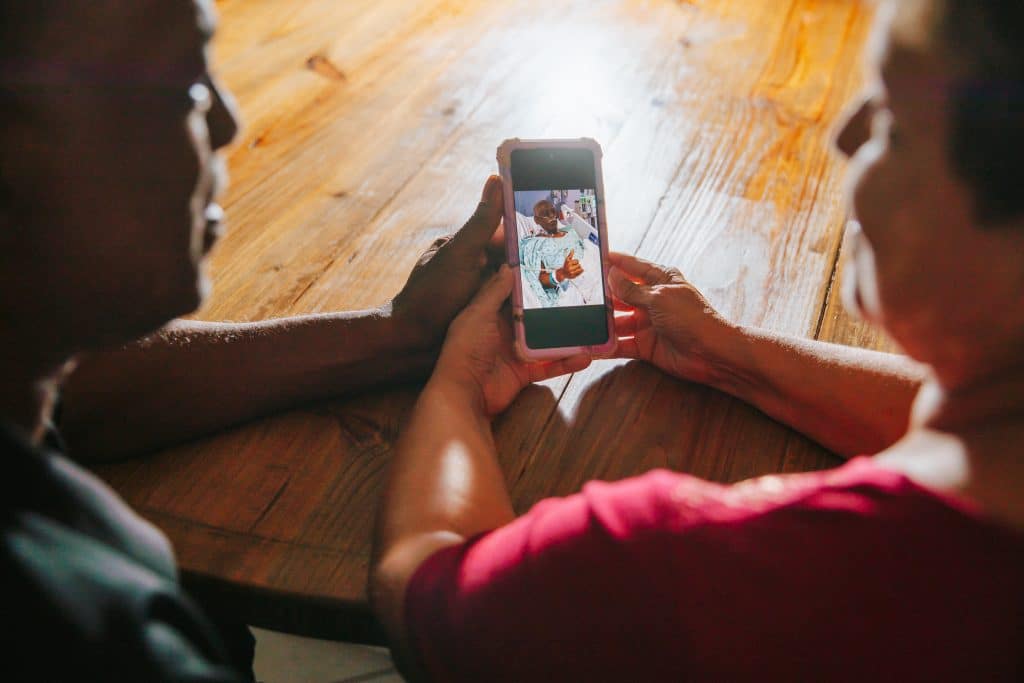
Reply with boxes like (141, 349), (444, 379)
(0, 0), (241, 354)
(834, 0), (1019, 367)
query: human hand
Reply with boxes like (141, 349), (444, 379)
(558, 249), (583, 281)
(608, 252), (740, 387)
(390, 176), (506, 348)
(430, 266), (591, 416)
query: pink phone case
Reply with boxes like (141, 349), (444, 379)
(497, 137), (617, 362)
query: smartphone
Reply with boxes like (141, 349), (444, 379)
(497, 138), (616, 361)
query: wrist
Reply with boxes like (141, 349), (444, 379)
(705, 322), (775, 404)
(380, 300), (441, 353)
(422, 375), (492, 422)
(299, 307), (438, 389)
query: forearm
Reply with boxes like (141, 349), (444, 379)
(371, 381), (513, 672)
(711, 326), (926, 457)
(377, 380), (513, 551)
(60, 310), (437, 460)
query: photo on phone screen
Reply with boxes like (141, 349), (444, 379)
(513, 188), (604, 310)
(507, 145), (611, 351)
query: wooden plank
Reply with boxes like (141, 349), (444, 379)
(815, 222), (900, 351)
(289, 0), (696, 313)
(201, 0), (518, 320)
(511, 0), (873, 505)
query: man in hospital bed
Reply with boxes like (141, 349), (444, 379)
(515, 199), (602, 308)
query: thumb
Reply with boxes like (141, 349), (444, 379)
(471, 264), (515, 312)
(567, 249), (575, 260)
(450, 175), (504, 251)
(608, 266), (651, 307)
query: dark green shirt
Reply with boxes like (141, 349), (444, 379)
(1, 423), (244, 681)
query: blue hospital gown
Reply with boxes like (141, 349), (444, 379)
(519, 230), (600, 308)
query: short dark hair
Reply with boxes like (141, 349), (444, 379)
(939, 1), (1024, 224)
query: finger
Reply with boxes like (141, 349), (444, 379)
(607, 251), (678, 285)
(567, 249), (575, 260)
(486, 218), (508, 269)
(613, 312), (640, 337)
(612, 296), (635, 312)
(449, 175), (504, 251)
(470, 264), (515, 312)
(614, 336), (641, 359)
(486, 246), (507, 271)
(608, 266), (652, 307)
(488, 218), (507, 252)
(613, 305), (651, 337)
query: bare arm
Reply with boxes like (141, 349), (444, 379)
(371, 382), (513, 680)
(707, 326), (925, 457)
(609, 252), (925, 458)
(60, 175), (508, 460)
(60, 312), (434, 461)
(370, 269), (589, 679)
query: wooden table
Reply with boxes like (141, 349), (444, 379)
(94, 0), (894, 644)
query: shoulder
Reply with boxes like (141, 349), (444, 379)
(2, 509), (242, 681)
(413, 459), (1022, 611)
(40, 450), (177, 578)
(0, 426), (243, 681)
(0, 423), (175, 578)
(406, 463), (1024, 681)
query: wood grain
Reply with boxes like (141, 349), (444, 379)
(94, 0), (884, 641)
(816, 221), (900, 352)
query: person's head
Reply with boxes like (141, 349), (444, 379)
(533, 200), (559, 234)
(0, 0), (239, 367)
(837, 0), (1024, 387)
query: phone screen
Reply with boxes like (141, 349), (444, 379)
(510, 148), (609, 349)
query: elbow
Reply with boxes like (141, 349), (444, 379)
(370, 534), (462, 683)
(368, 553), (418, 679)
(369, 530), (465, 632)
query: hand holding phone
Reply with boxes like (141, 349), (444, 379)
(497, 138), (616, 361)
(430, 266), (592, 416)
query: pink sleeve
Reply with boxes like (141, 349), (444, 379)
(403, 470), (693, 682)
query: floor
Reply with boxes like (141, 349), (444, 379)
(252, 628), (402, 683)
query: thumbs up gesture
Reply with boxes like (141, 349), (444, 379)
(558, 249), (584, 281)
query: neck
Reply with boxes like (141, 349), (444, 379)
(881, 359), (1024, 530)
(913, 356), (1024, 433)
(0, 343), (74, 445)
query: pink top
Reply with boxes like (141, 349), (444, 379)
(405, 458), (1023, 681)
